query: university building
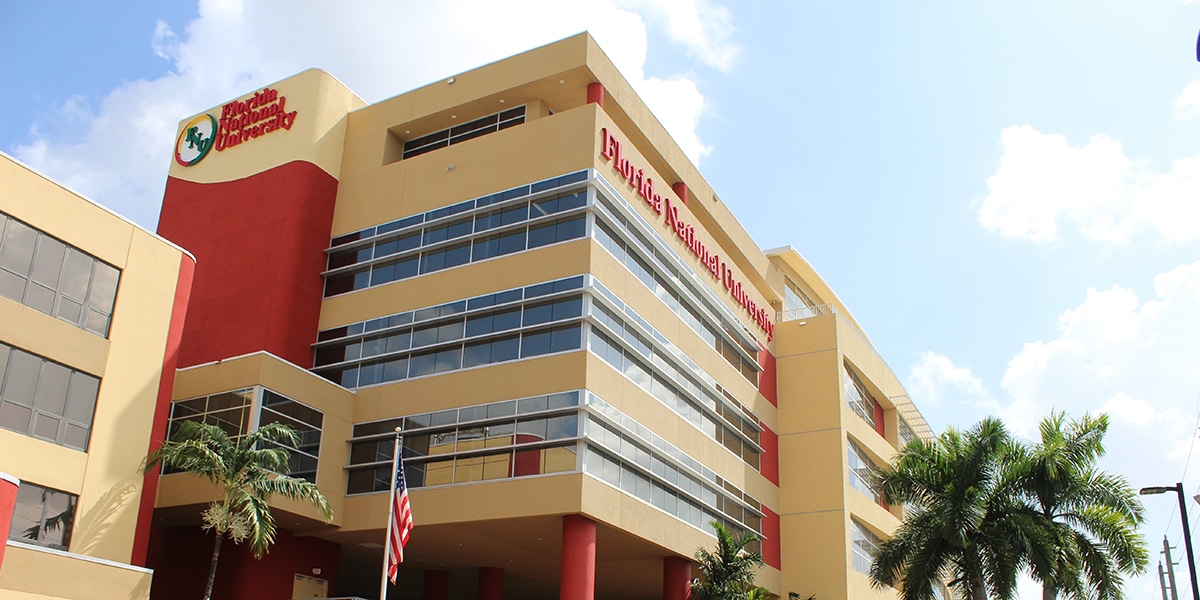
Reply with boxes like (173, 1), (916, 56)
(1, 33), (932, 600)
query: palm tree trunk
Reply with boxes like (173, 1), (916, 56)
(1042, 584), (1057, 600)
(970, 577), (988, 600)
(203, 533), (224, 600)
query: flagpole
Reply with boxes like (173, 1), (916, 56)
(379, 427), (402, 600)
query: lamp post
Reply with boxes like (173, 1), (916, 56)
(1142, 483), (1199, 600)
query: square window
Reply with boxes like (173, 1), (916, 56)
(520, 330), (552, 358)
(0, 268), (27, 302)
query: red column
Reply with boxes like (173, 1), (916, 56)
(672, 182), (689, 205)
(0, 473), (18, 568)
(663, 556), (691, 600)
(424, 570), (449, 600)
(560, 514), (596, 600)
(478, 567), (504, 600)
(587, 83), (605, 107)
(873, 400), (886, 438)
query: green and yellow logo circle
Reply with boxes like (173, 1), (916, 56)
(174, 114), (217, 167)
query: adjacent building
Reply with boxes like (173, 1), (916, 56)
(2, 32), (933, 600)
(0, 153), (194, 599)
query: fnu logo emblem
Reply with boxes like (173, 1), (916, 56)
(174, 114), (216, 167)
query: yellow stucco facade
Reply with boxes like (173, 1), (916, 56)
(0, 154), (192, 599)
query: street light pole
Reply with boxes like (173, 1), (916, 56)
(1142, 483), (1200, 600)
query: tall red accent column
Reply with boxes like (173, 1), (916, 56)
(672, 182), (689, 205)
(478, 567), (504, 600)
(0, 473), (19, 568)
(560, 514), (596, 600)
(663, 556), (691, 600)
(587, 83), (605, 107)
(424, 570), (449, 600)
(131, 253), (195, 567)
(873, 400), (886, 437)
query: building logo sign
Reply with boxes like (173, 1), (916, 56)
(174, 114), (216, 166)
(173, 87), (299, 167)
(600, 128), (775, 341)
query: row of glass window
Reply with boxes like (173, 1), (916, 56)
(353, 391), (580, 438)
(349, 444), (578, 494)
(8, 480), (75, 551)
(588, 327), (760, 469)
(592, 206), (758, 386)
(346, 398), (581, 494)
(0, 213), (119, 336)
(0, 342), (99, 451)
(328, 170), (587, 248)
(401, 106), (527, 160)
(584, 393), (762, 512)
(315, 295), (582, 368)
(847, 439), (883, 505)
(586, 415), (761, 533)
(590, 183), (761, 365)
(166, 387), (325, 483)
(844, 363), (881, 433)
(327, 189), (586, 274)
(590, 278), (761, 439)
(324, 214), (585, 296)
(316, 323), (582, 389)
(583, 445), (760, 554)
(851, 519), (882, 576)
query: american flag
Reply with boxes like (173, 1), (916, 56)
(387, 450), (414, 584)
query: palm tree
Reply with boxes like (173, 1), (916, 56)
(145, 420), (333, 600)
(870, 417), (1046, 600)
(1013, 412), (1148, 600)
(691, 521), (765, 600)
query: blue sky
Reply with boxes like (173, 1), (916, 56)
(4, 1), (1200, 596)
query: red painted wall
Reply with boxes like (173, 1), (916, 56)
(758, 423), (779, 486)
(132, 254), (195, 566)
(757, 346), (777, 407)
(157, 161), (338, 369)
(147, 525), (340, 600)
(873, 400), (885, 438)
(762, 505), (781, 570)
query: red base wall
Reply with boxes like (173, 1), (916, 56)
(762, 505), (781, 570)
(157, 161), (338, 369)
(147, 525), (340, 600)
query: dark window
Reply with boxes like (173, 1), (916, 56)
(0, 343), (99, 451)
(9, 481), (76, 550)
(0, 214), (121, 336)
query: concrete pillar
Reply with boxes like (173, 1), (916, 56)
(672, 182), (688, 205)
(478, 567), (504, 600)
(587, 83), (605, 108)
(559, 514), (596, 600)
(663, 556), (692, 600)
(424, 570), (449, 600)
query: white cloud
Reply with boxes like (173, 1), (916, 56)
(909, 262), (1200, 598)
(978, 124), (1200, 244)
(12, 0), (738, 228)
(905, 351), (990, 408)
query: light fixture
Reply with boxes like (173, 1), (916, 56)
(447, 77), (456, 84)
(559, 80), (565, 84)
(312, 568), (322, 576)
(499, 99), (505, 103)
(450, 115), (457, 119)
(1141, 483), (1199, 600)
(446, 164), (456, 171)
